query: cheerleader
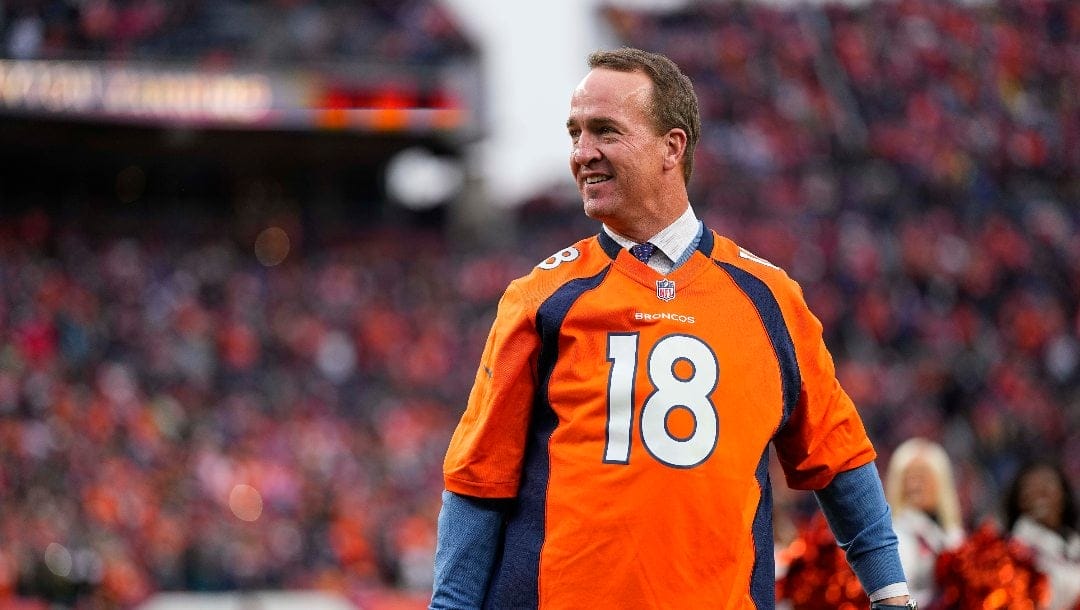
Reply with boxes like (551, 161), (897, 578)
(1005, 460), (1080, 610)
(884, 438), (966, 603)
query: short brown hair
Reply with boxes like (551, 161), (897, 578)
(587, 47), (701, 184)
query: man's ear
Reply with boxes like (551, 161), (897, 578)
(662, 128), (688, 173)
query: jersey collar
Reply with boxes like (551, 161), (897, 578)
(598, 218), (713, 262)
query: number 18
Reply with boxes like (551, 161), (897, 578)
(604, 333), (720, 469)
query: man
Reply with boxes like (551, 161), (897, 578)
(431, 47), (915, 609)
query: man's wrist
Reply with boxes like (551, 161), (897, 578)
(870, 601), (917, 610)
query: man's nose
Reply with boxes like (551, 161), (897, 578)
(572, 134), (601, 165)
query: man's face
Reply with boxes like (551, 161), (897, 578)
(566, 68), (669, 231)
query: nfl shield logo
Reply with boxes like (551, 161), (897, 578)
(656, 279), (676, 302)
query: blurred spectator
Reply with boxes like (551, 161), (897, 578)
(884, 437), (965, 604)
(1004, 460), (1080, 610)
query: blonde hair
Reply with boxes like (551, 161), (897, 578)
(885, 437), (964, 531)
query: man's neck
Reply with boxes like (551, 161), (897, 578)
(604, 203), (690, 244)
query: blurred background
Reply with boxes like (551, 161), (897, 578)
(0, 0), (1077, 608)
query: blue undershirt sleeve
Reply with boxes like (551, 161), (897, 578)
(813, 462), (908, 599)
(429, 490), (506, 610)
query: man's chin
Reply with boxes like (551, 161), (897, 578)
(582, 198), (614, 222)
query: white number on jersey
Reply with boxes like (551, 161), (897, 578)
(604, 333), (720, 468)
(537, 247), (580, 270)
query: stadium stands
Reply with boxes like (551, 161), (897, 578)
(1, 0), (473, 65)
(0, 0), (1077, 606)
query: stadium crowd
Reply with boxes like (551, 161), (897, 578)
(0, 220), (519, 606)
(1, 0), (472, 65)
(0, 0), (1078, 607)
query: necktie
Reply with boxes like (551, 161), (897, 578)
(629, 242), (656, 263)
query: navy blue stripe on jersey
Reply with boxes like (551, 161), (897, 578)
(484, 267), (611, 610)
(696, 224), (714, 256)
(751, 447), (775, 608)
(597, 230), (623, 260)
(716, 261), (802, 608)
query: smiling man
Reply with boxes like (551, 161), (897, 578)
(430, 47), (915, 610)
(568, 64), (687, 242)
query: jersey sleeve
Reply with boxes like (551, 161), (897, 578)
(443, 281), (540, 498)
(772, 279), (877, 491)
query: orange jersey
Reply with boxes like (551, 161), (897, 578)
(443, 228), (876, 609)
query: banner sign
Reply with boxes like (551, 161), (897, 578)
(0, 59), (470, 134)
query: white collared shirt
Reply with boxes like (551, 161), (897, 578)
(602, 205), (701, 274)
